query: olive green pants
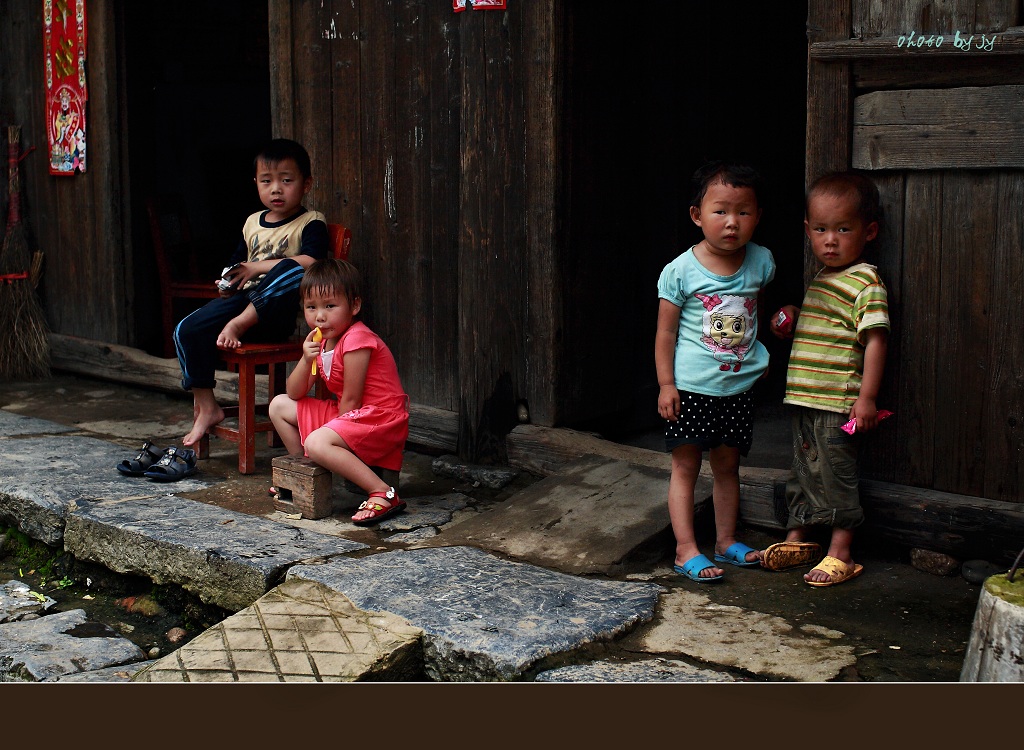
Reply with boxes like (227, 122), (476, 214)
(785, 406), (864, 530)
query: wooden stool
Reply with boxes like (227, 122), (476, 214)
(272, 455), (333, 519)
(197, 341), (303, 474)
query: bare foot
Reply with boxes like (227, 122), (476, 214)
(183, 404), (225, 446)
(216, 320), (246, 349)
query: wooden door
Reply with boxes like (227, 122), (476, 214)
(805, 0), (1024, 502)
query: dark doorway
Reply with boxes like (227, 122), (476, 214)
(561, 2), (809, 438)
(120, 2), (272, 355)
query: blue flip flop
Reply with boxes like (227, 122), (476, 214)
(674, 553), (724, 583)
(714, 542), (761, 568)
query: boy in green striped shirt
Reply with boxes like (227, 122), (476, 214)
(759, 172), (889, 587)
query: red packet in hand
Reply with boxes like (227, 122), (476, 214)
(842, 410), (893, 435)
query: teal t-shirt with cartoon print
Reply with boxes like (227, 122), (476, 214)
(657, 242), (776, 397)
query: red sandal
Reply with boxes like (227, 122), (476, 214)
(352, 487), (406, 526)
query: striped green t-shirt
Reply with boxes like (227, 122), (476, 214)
(784, 263), (889, 414)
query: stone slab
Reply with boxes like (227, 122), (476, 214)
(0, 435), (209, 545)
(64, 495), (369, 612)
(134, 578), (423, 682)
(0, 608), (147, 682)
(378, 492), (471, 533)
(639, 589), (857, 682)
(0, 580), (57, 623)
(535, 658), (736, 682)
(288, 545), (663, 681)
(432, 455), (699, 575)
(430, 455), (520, 489)
(48, 660), (158, 682)
(0, 411), (75, 437)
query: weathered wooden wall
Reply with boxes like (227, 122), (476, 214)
(0, 0), (131, 344)
(806, 0), (1024, 503)
(269, 0), (561, 460)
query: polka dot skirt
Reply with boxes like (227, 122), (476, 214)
(664, 389), (754, 456)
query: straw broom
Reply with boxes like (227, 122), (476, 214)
(0, 125), (50, 379)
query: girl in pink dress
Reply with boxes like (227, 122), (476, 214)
(269, 259), (409, 525)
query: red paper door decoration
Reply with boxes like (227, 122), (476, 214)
(454, 0), (507, 11)
(44, 0), (88, 176)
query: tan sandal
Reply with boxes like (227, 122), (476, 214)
(805, 555), (864, 587)
(352, 487), (406, 526)
(760, 541), (822, 571)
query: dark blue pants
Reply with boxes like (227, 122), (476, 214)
(173, 258), (304, 391)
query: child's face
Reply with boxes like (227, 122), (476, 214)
(254, 157), (312, 221)
(805, 192), (879, 270)
(689, 181), (761, 256)
(303, 288), (361, 343)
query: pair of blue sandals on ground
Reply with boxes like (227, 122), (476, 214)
(674, 542), (760, 582)
(115, 440), (199, 482)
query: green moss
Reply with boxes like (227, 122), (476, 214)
(984, 573), (1024, 607)
(1, 527), (65, 578)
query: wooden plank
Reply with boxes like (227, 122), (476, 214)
(858, 173), (904, 484)
(391, 0), (443, 408)
(936, 172), (995, 497)
(291, 0), (335, 214)
(422, 8), (461, 412)
(854, 0), (992, 39)
(852, 56), (1024, 90)
(523, 0), (563, 427)
(805, 0), (853, 284)
(327, 0), (362, 236)
(889, 174), (941, 489)
(813, 29), (1024, 59)
(852, 86), (1024, 170)
(983, 173), (1024, 502)
(47, 333), (459, 454)
(860, 480), (1024, 564)
(456, 7), (528, 461)
(267, 0), (294, 137)
(356, 0), (396, 346)
(49, 333), (248, 404)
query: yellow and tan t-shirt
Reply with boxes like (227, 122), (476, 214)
(238, 208), (327, 289)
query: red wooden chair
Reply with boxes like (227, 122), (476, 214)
(198, 223), (352, 474)
(148, 195), (221, 358)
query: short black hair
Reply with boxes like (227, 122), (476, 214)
(254, 138), (312, 179)
(300, 258), (363, 318)
(806, 171), (881, 227)
(690, 161), (764, 210)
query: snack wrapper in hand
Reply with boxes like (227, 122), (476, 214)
(841, 409), (893, 435)
(775, 309), (793, 335)
(310, 328), (322, 375)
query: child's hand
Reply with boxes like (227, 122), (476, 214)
(302, 326), (322, 366)
(310, 328), (323, 375)
(848, 397), (879, 432)
(770, 305), (800, 339)
(222, 262), (258, 290)
(658, 384), (680, 421)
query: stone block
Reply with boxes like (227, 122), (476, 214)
(134, 579), (423, 682)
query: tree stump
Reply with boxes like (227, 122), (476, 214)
(960, 573), (1024, 682)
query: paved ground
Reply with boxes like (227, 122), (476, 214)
(0, 372), (993, 682)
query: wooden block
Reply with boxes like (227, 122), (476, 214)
(272, 455), (333, 520)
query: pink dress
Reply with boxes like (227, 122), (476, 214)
(295, 321), (409, 471)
